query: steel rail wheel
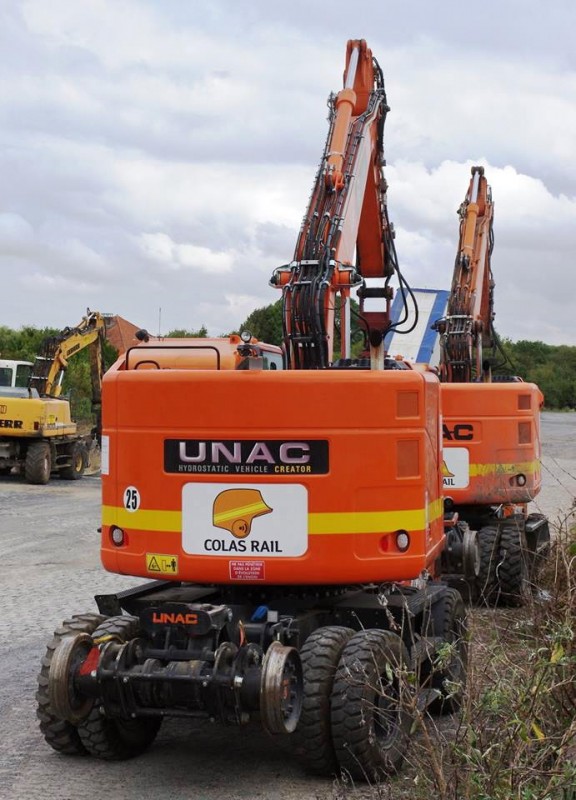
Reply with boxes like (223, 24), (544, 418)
(36, 613), (106, 754)
(77, 616), (162, 760)
(260, 641), (303, 735)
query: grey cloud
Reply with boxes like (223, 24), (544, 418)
(1, 0), (575, 345)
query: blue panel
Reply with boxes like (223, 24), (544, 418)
(416, 290), (449, 363)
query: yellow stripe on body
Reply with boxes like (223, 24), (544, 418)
(469, 459), (540, 478)
(309, 497), (443, 534)
(102, 497), (443, 536)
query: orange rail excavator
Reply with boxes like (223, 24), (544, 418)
(435, 167), (549, 603)
(38, 41), (468, 781)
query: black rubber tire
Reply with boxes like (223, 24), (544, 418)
(497, 524), (530, 607)
(476, 525), (500, 606)
(25, 441), (51, 484)
(77, 616), (161, 760)
(60, 442), (87, 480)
(427, 588), (468, 714)
(331, 629), (414, 781)
(293, 625), (355, 775)
(37, 613), (107, 754)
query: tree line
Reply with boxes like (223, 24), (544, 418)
(496, 338), (576, 410)
(237, 300), (576, 409)
(1, 313), (574, 414)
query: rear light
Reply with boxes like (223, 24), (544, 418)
(110, 526), (125, 546)
(395, 530), (410, 552)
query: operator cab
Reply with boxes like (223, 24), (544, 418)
(0, 360), (33, 390)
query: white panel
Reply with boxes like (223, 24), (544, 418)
(182, 483), (308, 557)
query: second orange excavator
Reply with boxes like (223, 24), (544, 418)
(434, 167), (550, 604)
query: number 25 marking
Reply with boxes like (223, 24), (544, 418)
(124, 486), (140, 512)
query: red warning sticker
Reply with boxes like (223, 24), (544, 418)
(229, 560), (265, 581)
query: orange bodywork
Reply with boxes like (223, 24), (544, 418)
(101, 353), (444, 585)
(442, 382), (543, 506)
(120, 335), (283, 372)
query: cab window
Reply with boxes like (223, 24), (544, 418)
(15, 364), (32, 388)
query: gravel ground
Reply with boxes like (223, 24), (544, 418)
(531, 412), (576, 529)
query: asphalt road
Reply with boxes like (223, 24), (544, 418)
(0, 411), (574, 800)
(532, 412), (576, 527)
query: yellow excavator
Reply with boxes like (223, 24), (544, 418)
(0, 309), (106, 484)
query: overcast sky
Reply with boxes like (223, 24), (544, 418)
(2, 0), (576, 345)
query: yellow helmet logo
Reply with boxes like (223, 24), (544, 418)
(441, 460), (455, 478)
(212, 489), (273, 539)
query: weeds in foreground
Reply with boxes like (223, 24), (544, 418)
(334, 511), (576, 800)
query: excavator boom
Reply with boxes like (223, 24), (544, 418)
(436, 166), (494, 383)
(271, 39), (405, 369)
(30, 309), (106, 399)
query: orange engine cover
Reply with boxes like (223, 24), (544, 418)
(441, 382), (543, 506)
(101, 366), (445, 585)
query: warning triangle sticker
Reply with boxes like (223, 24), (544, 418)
(148, 556), (161, 572)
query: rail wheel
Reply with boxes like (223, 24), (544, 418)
(330, 629), (413, 781)
(260, 641), (303, 735)
(60, 442), (87, 480)
(77, 616), (162, 760)
(25, 442), (51, 485)
(293, 625), (355, 775)
(428, 588), (468, 714)
(497, 523), (530, 606)
(37, 613), (106, 754)
(476, 525), (500, 605)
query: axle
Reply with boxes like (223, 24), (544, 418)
(48, 601), (303, 735)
